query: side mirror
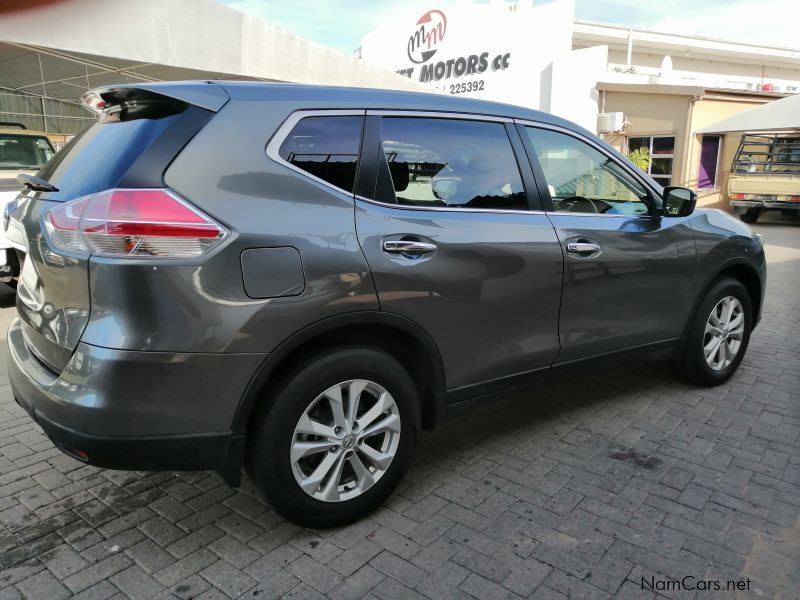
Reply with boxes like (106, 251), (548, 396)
(662, 186), (697, 217)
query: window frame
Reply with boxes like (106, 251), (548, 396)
(516, 120), (663, 218)
(625, 134), (676, 187)
(355, 110), (544, 214)
(266, 109), (366, 196)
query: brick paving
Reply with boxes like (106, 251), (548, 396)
(1, 214), (798, 599)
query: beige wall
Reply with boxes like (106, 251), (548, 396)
(602, 90), (780, 213)
(685, 97), (773, 210)
(601, 90), (692, 187)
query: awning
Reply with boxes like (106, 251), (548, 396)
(697, 93), (800, 133)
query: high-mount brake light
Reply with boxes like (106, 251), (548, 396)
(43, 189), (226, 258)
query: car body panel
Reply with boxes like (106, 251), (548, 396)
(356, 199), (563, 389)
(13, 194), (92, 371)
(149, 99), (378, 354)
(7, 317), (265, 436)
(547, 213), (697, 363)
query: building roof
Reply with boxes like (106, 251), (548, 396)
(697, 93), (800, 133)
(573, 20), (800, 69)
(597, 82), (788, 99)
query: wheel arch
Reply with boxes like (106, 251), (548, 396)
(682, 258), (763, 341)
(232, 311), (447, 435)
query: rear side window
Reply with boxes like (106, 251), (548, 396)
(378, 117), (527, 210)
(37, 113), (180, 202)
(278, 116), (363, 193)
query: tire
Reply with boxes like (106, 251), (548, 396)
(249, 347), (420, 528)
(678, 277), (752, 386)
(740, 208), (762, 224)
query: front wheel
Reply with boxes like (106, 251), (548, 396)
(677, 277), (752, 386)
(249, 347), (420, 528)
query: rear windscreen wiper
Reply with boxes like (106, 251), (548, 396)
(17, 174), (59, 192)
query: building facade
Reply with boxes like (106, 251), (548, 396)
(360, 1), (800, 210)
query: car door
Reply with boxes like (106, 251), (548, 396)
(518, 122), (697, 364)
(354, 113), (563, 394)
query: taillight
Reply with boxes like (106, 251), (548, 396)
(730, 193), (745, 200)
(43, 189), (226, 258)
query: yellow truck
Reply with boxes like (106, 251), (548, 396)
(728, 134), (800, 223)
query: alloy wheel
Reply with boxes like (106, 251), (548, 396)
(703, 296), (744, 371)
(290, 379), (401, 502)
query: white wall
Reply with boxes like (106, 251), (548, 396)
(546, 45), (608, 132)
(360, 0), (580, 111)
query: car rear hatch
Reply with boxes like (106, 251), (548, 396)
(7, 82), (228, 373)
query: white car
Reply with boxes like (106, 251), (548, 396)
(0, 123), (55, 287)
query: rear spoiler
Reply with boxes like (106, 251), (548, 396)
(81, 81), (230, 121)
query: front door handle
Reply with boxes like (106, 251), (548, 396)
(566, 241), (602, 253)
(383, 240), (437, 255)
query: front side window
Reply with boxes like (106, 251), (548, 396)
(627, 135), (675, 187)
(278, 116), (363, 193)
(378, 117), (527, 210)
(525, 127), (649, 216)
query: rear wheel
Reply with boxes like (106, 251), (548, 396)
(678, 277), (752, 386)
(249, 347), (419, 528)
(740, 207), (762, 224)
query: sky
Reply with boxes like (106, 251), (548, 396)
(220, 0), (800, 52)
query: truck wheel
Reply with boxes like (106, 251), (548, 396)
(249, 347), (419, 528)
(677, 277), (752, 387)
(740, 208), (762, 224)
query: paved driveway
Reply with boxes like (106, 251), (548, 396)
(1, 214), (798, 600)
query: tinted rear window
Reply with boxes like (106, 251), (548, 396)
(37, 114), (180, 202)
(278, 116), (363, 193)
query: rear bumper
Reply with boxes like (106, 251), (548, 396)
(731, 200), (800, 212)
(7, 317), (266, 480)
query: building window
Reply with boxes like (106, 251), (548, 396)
(698, 135), (721, 189)
(627, 135), (675, 187)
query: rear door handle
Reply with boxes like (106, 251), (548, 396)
(566, 241), (602, 253)
(382, 240), (437, 255)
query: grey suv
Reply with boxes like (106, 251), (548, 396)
(6, 82), (766, 527)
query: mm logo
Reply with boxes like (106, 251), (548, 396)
(407, 9), (447, 64)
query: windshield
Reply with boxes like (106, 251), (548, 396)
(0, 134), (55, 170)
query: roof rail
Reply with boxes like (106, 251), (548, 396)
(0, 122), (26, 129)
